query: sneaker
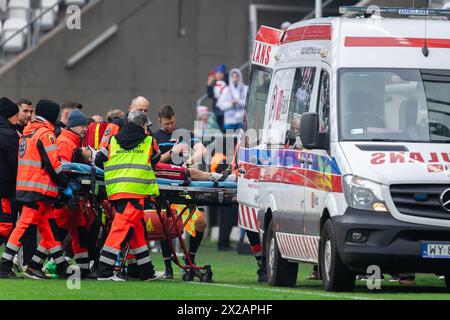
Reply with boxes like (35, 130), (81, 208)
(24, 267), (51, 280)
(82, 270), (99, 279)
(398, 278), (416, 286)
(143, 274), (159, 282)
(257, 267), (268, 283)
(97, 274), (127, 282)
(13, 256), (24, 274)
(43, 261), (57, 274)
(356, 274), (368, 281)
(0, 270), (23, 279)
(389, 274), (400, 282)
(162, 269), (174, 280)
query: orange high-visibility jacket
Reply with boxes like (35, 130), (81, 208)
(98, 123), (120, 155)
(57, 128), (81, 163)
(16, 119), (64, 200)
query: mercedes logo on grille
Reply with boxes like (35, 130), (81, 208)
(440, 189), (450, 212)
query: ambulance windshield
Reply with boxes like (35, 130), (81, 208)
(339, 68), (450, 143)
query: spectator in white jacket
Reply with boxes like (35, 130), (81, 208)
(217, 68), (248, 130)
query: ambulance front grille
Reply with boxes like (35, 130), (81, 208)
(390, 184), (450, 220)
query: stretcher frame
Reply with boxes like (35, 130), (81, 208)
(64, 167), (237, 282)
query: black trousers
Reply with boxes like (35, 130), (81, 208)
(218, 206), (238, 249)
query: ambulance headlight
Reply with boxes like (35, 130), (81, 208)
(343, 176), (388, 212)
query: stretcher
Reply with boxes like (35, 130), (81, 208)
(62, 163), (237, 282)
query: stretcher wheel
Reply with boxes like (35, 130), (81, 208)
(200, 266), (213, 283)
(182, 270), (195, 282)
(68, 198), (78, 210)
(200, 272), (213, 283)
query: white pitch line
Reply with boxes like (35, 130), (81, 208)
(184, 281), (382, 300)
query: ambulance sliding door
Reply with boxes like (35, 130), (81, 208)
(237, 65), (272, 230)
(303, 65), (332, 237)
(260, 66), (317, 236)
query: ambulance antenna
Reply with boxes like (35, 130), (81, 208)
(422, 14), (429, 57)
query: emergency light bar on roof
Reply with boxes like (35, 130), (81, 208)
(340, 6), (450, 17)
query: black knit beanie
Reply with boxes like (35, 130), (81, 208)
(0, 97), (19, 119)
(35, 99), (60, 125)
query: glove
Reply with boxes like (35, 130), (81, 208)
(63, 186), (73, 198)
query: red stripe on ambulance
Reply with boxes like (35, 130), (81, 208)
(345, 36), (450, 48)
(282, 25), (332, 44)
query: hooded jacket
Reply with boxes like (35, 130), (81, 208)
(217, 68), (248, 127)
(0, 116), (19, 198)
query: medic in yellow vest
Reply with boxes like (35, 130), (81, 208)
(96, 111), (161, 281)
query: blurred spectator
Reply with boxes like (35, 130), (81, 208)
(281, 21), (292, 31)
(14, 99), (34, 134)
(207, 64), (228, 131)
(91, 114), (104, 123)
(63, 101), (83, 110)
(217, 68), (248, 130)
(194, 106), (220, 137)
(55, 102), (77, 137)
(107, 109), (126, 122)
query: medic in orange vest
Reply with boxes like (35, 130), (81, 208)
(0, 99), (71, 280)
(54, 110), (92, 277)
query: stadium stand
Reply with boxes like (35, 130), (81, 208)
(0, 0), (87, 57)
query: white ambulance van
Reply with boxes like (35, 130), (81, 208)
(237, 6), (450, 292)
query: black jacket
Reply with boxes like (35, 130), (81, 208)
(95, 122), (160, 169)
(14, 124), (25, 135)
(0, 116), (19, 199)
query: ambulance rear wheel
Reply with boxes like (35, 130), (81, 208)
(266, 221), (298, 287)
(319, 219), (355, 292)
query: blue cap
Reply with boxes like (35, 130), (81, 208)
(215, 64), (227, 74)
(67, 110), (88, 128)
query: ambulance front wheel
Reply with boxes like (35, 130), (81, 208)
(319, 219), (355, 292)
(266, 220), (298, 287)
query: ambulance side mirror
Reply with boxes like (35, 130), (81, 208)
(299, 112), (327, 150)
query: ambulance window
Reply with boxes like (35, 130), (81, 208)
(286, 67), (316, 143)
(339, 68), (450, 143)
(317, 70), (330, 133)
(245, 66), (272, 147)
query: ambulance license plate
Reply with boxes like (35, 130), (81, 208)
(422, 242), (450, 259)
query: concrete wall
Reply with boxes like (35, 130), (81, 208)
(1, 0), (393, 129)
(0, 0), (314, 129)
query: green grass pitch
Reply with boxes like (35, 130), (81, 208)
(1, 241), (450, 300)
